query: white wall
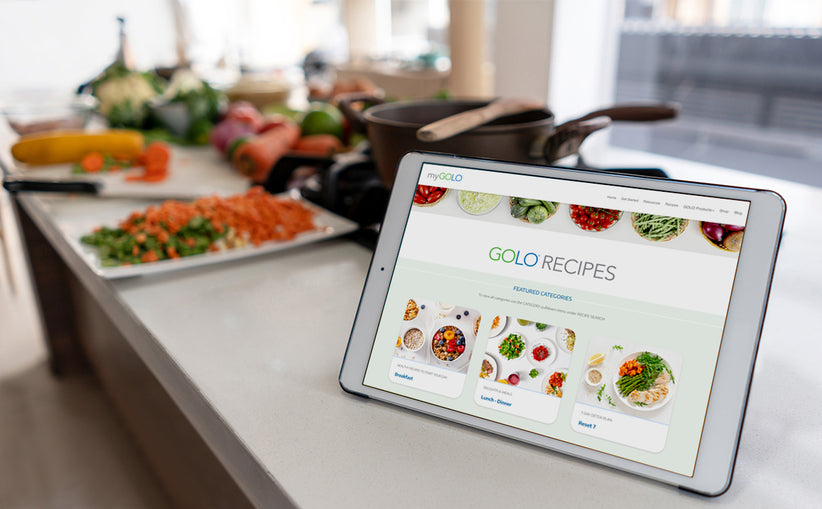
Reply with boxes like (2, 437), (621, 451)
(0, 0), (177, 96)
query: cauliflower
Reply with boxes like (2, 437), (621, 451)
(95, 73), (157, 116)
(90, 62), (163, 128)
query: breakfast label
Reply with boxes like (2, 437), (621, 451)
(389, 357), (465, 398)
(390, 298), (481, 398)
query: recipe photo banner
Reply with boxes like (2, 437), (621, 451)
(398, 213), (737, 315)
(418, 164), (750, 225)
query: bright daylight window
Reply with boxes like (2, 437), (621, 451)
(610, 0), (822, 186)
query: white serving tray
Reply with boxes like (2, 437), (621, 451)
(57, 191), (359, 279)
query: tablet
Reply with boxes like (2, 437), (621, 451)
(339, 152), (784, 496)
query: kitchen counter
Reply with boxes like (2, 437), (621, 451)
(7, 141), (822, 507)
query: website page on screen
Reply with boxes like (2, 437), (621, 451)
(363, 163), (749, 476)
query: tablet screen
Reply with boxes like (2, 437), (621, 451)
(362, 163), (750, 477)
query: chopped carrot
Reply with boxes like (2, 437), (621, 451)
(81, 152), (104, 173)
(141, 250), (159, 263)
(114, 187), (316, 258)
(143, 141), (171, 166)
(142, 172), (167, 182)
(123, 142), (170, 183)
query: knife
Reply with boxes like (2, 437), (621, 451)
(3, 178), (99, 194)
(1, 176), (213, 199)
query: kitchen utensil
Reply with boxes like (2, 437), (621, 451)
(416, 97), (545, 142)
(336, 94), (679, 187)
(2, 146), (250, 199)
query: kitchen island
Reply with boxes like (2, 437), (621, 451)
(6, 141), (822, 508)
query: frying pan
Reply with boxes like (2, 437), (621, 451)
(336, 94), (679, 187)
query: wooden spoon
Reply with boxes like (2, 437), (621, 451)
(416, 97), (545, 142)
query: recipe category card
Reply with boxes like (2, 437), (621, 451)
(389, 298), (481, 398)
(473, 315), (576, 424)
(571, 339), (682, 453)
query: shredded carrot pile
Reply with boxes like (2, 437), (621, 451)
(121, 186), (316, 246)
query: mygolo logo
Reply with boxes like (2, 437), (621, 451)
(427, 171), (463, 182)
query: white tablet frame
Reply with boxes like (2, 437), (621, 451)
(339, 152), (785, 496)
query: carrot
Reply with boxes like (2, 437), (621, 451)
(81, 152), (104, 173)
(143, 141), (171, 166)
(293, 134), (345, 156)
(232, 123), (300, 183)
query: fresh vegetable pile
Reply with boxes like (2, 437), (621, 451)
(413, 185), (447, 205)
(89, 62), (165, 129)
(88, 64), (223, 144)
(499, 333), (525, 360)
(569, 205), (621, 231)
(701, 222), (745, 252)
(615, 352), (674, 398)
(211, 101), (356, 184)
(631, 213), (688, 241)
(510, 197), (558, 224)
(81, 187), (315, 266)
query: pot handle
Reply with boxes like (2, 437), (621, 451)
(335, 93), (385, 133)
(575, 102), (680, 122)
(543, 116), (612, 162)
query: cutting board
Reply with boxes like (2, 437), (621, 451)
(7, 146), (251, 199)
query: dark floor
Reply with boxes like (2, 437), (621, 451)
(0, 188), (170, 509)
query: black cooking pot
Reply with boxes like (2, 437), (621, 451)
(337, 94), (679, 187)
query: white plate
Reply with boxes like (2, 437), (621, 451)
(400, 324), (426, 353)
(488, 315), (508, 338)
(430, 322), (471, 370)
(556, 328), (577, 354)
(527, 339), (557, 368)
(479, 354), (498, 381)
(496, 331), (527, 362)
(456, 191), (502, 215)
(60, 192), (359, 279)
(612, 352), (676, 412)
(542, 369), (568, 398)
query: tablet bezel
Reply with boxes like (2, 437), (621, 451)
(339, 151), (785, 496)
